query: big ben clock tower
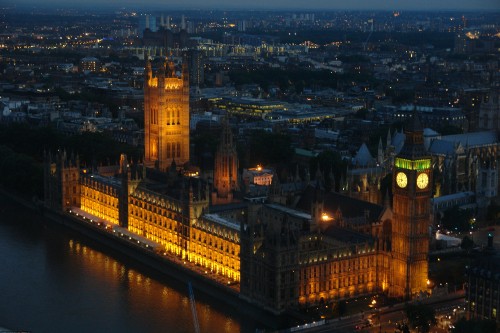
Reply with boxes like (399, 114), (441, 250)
(390, 113), (432, 300)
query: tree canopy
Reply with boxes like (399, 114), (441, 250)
(0, 145), (43, 198)
(239, 130), (293, 168)
(405, 302), (436, 333)
(0, 123), (142, 166)
(440, 206), (475, 232)
(452, 317), (496, 333)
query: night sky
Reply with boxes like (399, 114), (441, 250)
(5, 0), (500, 11)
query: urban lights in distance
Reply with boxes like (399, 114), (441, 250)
(396, 172), (407, 188)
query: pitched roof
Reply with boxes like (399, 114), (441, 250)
(296, 185), (384, 223)
(323, 225), (374, 243)
(353, 143), (374, 167)
(391, 131), (405, 154)
(428, 139), (456, 155)
(441, 131), (498, 147)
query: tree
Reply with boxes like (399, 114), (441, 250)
(452, 317), (496, 333)
(404, 302), (436, 333)
(487, 201), (500, 221)
(440, 206), (474, 232)
(328, 299), (348, 318)
(243, 130), (293, 167)
(460, 235), (474, 252)
(0, 145), (44, 198)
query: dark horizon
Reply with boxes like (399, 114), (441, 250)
(3, 0), (500, 12)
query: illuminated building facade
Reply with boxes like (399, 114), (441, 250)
(79, 57), (101, 73)
(43, 65), (432, 314)
(390, 114), (432, 299)
(80, 174), (121, 225)
(191, 214), (241, 282)
(239, 196), (389, 313)
(243, 166), (274, 186)
(212, 97), (285, 119)
(144, 58), (190, 171)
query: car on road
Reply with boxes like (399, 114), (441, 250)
(355, 320), (372, 330)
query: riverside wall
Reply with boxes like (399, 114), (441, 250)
(0, 188), (292, 329)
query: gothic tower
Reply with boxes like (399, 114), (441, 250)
(119, 153), (129, 229)
(43, 150), (80, 211)
(390, 113), (432, 300)
(144, 57), (190, 171)
(213, 119), (239, 203)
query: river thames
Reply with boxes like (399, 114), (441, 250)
(0, 195), (264, 333)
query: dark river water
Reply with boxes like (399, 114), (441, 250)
(0, 195), (264, 333)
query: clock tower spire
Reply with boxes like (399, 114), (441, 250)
(390, 112), (432, 300)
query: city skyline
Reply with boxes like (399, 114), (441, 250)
(1, 3), (499, 331)
(5, 0), (500, 11)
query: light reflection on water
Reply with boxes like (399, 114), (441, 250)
(0, 196), (261, 333)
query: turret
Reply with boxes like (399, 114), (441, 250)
(310, 182), (324, 233)
(377, 137), (384, 165)
(329, 167), (336, 192)
(145, 56), (152, 82)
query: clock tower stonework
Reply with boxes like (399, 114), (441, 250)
(144, 58), (190, 171)
(390, 113), (432, 300)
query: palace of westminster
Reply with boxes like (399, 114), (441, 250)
(44, 58), (440, 314)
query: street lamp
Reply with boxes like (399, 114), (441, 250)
(321, 213), (329, 221)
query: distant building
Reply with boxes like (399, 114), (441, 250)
(212, 97), (285, 119)
(243, 166), (274, 186)
(79, 57), (101, 73)
(138, 15), (157, 37)
(478, 91), (500, 131)
(141, 28), (189, 49)
(384, 105), (468, 131)
(427, 131), (499, 206)
(465, 252), (500, 325)
(237, 20), (246, 32)
(187, 49), (205, 87)
(455, 32), (499, 54)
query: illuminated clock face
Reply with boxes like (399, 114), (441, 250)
(396, 172), (407, 188)
(417, 173), (429, 189)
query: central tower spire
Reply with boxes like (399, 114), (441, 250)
(144, 57), (190, 171)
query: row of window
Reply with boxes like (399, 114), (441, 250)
(129, 209), (241, 281)
(81, 181), (118, 196)
(300, 283), (373, 298)
(130, 196), (182, 213)
(82, 188), (118, 208)
(194, 223), (239, 242)
(301, 258), (375, 278)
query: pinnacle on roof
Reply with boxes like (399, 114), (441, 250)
(397, 111), (428, 160)
(405, 109), (423, 134)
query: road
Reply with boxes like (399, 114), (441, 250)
(470, 226), (498, 249)
(293, 292), (465, 333)
(363, 296), (465, 333)
(288, 226), (498, 333)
